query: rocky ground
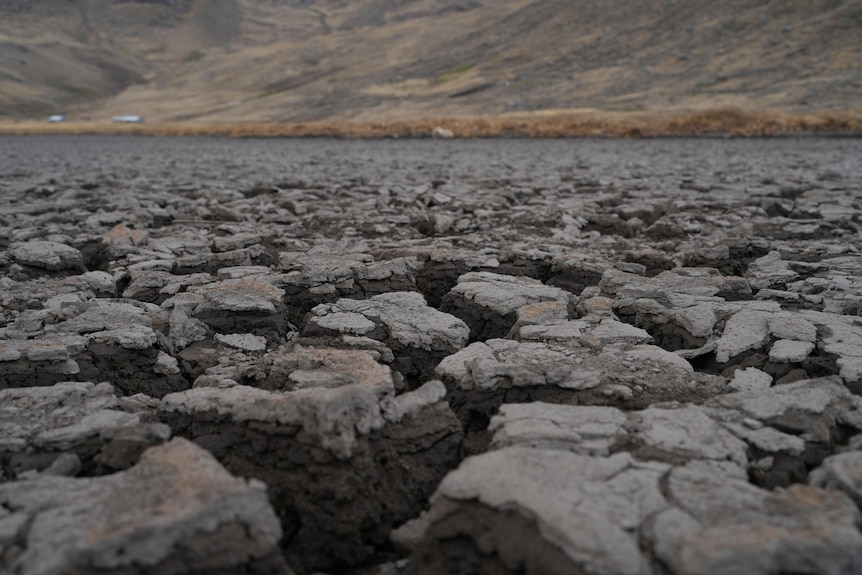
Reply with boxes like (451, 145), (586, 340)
(1, 134), (861, 574)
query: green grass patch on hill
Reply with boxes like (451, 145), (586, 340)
(432, 63), (477, 85)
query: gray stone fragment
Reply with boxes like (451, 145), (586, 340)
(40, 453), (81, 477)
(81, 270), (116, 295)
(666, 305), (819, 367)
(809, 451), (862, 507)
(0, 381), (167, 478)
(0, 274), (106, 315)
(767, 312), (817, 342)
(613, 294), (719, 349)
(158, 292), (211, 352)
(0, 438), (289, 575)
(436, 339), (725, 441)
(715, 310), (771, 363)
(516, 320), (590, 342)
(0, 511), (30, 548)
(589, 317), (653, 343)
(54, 300), (162, 353)
(123, 271), (214, 304)
(214, 332), (268, 351)
(729, 366), (772, 392)
(625, 345), (694, 373)
(0, 300), (190, 396)
(408, 248), (501, 307)
(745, 251), (800, 290)
(162, 382), (390, 459)
(267, 346), (396, 392)
(506, 300), (571, 338)
(441, 271), (576, 340)
(412, 448), (667, 575)
(708, 376), (862, 484)
(709, 376), (860, 431)
(148, 235), (211, 257)
(784, 255), (862, 315)
(213, 232), (261, 253)
(217, 265), (273, 279)
(310, 311), (377, 335)
(577, 294), (618, 318)
(769, 339), (815, 363)
(193, 277), (283, 313)
(154, 350), (181, 374)
(616, 280), (859, 385)
(653, 463), (862, 575)
(101, 222), (149, 252)
(190, 277), (289, 341)
(303, 292), (469, 385)
(755, 287), (802, 303)
(604, 267), (751, 300)
(277, 252), (419, 323)
(25, 338), (84, 362)
(35, 409), (139, 451)
(436, 339), (602, 393)
(426, 395), (862, 574)
(489, 402), (627, 455)
(9, 240), (85, 272)
(391, 512), (430, 553)
(189, 345), (394, 394)
(800, 310), (862, 386)
(0, 335), (88, 389)
(632, 405), (749, 467)
(174, 244), (270, 274)
(720, 420), (805, 459)
(58, 300), (152, 334)
(89, 324), (159, 350)
(547, 254), (629, 295)
(160, 370), (461, 573)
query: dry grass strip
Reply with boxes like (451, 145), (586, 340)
(2, 108), (861, 138)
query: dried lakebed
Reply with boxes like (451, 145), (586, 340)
(1, 135), (862, 574)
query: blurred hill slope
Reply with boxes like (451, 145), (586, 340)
(1, 0), (860, 121)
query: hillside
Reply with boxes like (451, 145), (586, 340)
(1, 0), (861, 123)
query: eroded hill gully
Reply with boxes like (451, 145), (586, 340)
(1, 136), (861, 575)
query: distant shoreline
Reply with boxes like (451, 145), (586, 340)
(1, 109), (860, 138)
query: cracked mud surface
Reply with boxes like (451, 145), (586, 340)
(1, 135), (862, 574)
